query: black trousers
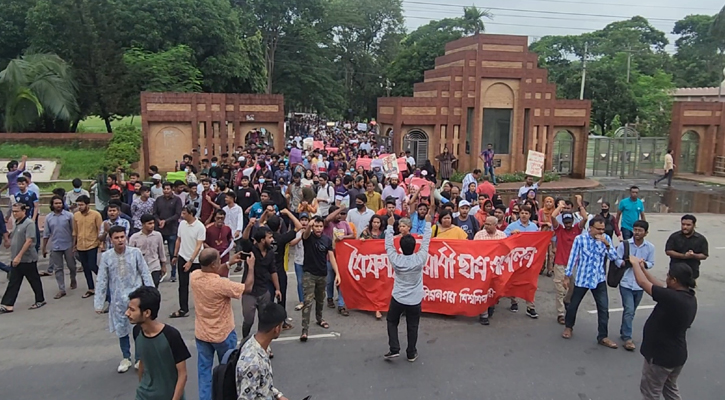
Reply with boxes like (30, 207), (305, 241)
(151, 271), (161, 288)
(269, 267), (287, 313)
(387, 297), (422, 358)
(655, 169), (673, 187)
(1, 261), (45, 306)
(177, 257), (201, 313)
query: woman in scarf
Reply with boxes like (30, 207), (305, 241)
(435, 147), (456, 181)
(538, 196), (556, 277)
(422, 160), (437, 183)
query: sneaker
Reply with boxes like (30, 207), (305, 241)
(479, 316), (490, 325)
(384, 351), (400, 360)
(526, 308), (539, 319)
(407, 353), (418, 362)
(170, 276), (177, 283)
(117, 358), (133, 373)
(134, 360), (140, 370)
(509, 303), (519, 313)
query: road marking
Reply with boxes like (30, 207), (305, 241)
(715, 247), (725, 250)
(587, 305), (655, 314)
(236, 332), (340, 345)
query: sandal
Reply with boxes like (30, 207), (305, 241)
(316, 320), (330, 329)
(327, 298), (335, 308)
(39, 271), (52, 277)
(300, 330), (308, 342)
(169, 310), (188, 318)
(338, 306), (349, 317)
(557, 315), (565, 325)
(598, 338), (618, 349)
(82, 291), (94, 299)
(375, 311), (382, 320)
(623, 340), (636, 351)
(29, 301), (46, 310)
(0, 305), (13, 314)
(54, 291), (66, 300)
(294, 302), (304, 311)
(562, 328), (573, 339)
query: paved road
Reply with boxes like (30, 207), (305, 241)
(1, 214), (723, 399)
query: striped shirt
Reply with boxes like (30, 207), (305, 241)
(474, 229), (506, 240)
(565, 233), (618, 289)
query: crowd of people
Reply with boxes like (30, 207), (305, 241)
(0, 120), (707, 399)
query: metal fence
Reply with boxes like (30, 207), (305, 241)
(587, 136), (669, 178)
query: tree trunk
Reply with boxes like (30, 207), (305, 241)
(103, 115), (112, 133)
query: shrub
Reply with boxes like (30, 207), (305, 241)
(103, 124), (142, 172)
(450, 169), (561, 183)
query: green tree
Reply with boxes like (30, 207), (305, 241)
(671, 14), (724, 88)
(462, 5), (493, 35)
(387, 18), (467, 96)
(0, 53), (78, 132)
(0, 0), (37, 69)
(121, 45), (203, 115)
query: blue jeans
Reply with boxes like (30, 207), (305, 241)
(621, 228), (633, 240)
(0, 261), (10, 273)
(484, 165), (496, 185)
(162, 234), (177, 278)
(565, 281), (609, 341)
(295, 263), (304, 302)
(196, 330), (238, 400)
(119, 335), (139, 360)
(619, 286), (644, 341)
(326, 261), (345, 307)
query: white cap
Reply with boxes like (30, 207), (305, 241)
(458, 200), (471, 208)
(421, 170), (428, 176)
(152, 174), (162, 180)
(238, 156), (245, 162)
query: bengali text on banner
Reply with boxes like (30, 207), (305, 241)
(335, 232), (553, 317)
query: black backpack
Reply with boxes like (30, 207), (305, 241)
(607, 240), (630, 288)
(212, 335), (252, 400)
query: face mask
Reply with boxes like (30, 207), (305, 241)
(356, 203), (365, 210)
(211, 163), (218, 167)
(73, 188), (81, 193)
(259, 178), (265, 184)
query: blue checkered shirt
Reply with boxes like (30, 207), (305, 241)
(565, 233), (617, 289)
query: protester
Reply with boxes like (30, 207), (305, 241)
(190, 248), (245, 400)
(562, 216), (618, 348)
(66, 178), (90, 213)
(0, 203), (45, 314)
(99, 203), (131, 251)
(479, 143), (497, 184)
(129, 214), (167, 288)
(435, 147), (456, 181)
(462, 169), (481, 190)
(240, 224), (280, 339)
(73, 195), (103, 298)
(599, 202), (621, 240)
(95, 225), (154, 372)
(630, 258), (697, 400)
(347, 194), (375, 238)
(170, 205), (206, 319)
(617, 185), (646, 240)
(323, 206), (354, 316)
(315, 173), (335, 217)
(453, 200), (479, 240)
(236, 303), (288, 400)
(664, 214), (708, 280)
(14, 176), (40, 252)
(300, 216), (342, 341)
(432, 209), (467, 239)
(267, 210), (303, 329)
(42, 196), (76, 299)
(383, 210), (431, 362)
(153, 182), (183, 282)
(131, 186), (155, 236)
(517, 175), (543, 199)
(614, 220), (655, 351)
(473, 216), (507, 325)
(127, 286), (190, 400)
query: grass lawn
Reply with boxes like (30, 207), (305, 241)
(0, 144), (105, 180)
(77, 115), (141, 132)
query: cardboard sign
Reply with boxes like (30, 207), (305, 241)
(357, 123), (368, 132)
(525, 150), (546, 177)
(408, 177), (432, 197)
(313, 141), (324, 150)
(381, 154), (399, 178)
(336, 232), (552, 316)
(289, 148), (303, 165)
(303, 138), (314, 151)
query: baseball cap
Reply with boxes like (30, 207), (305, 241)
(385, 196), (397, 205)
(459, 200), (471, 208)
(238, 156), (245, 162)
(562, 212), (574, 221)
(299, 212), (310, 220)
(152, 174), (162, 180)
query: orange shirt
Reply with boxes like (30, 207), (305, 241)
(190, 270), (245, 343)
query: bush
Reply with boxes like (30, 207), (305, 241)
(450, 170), (561, 183)
(103, 124), (142, 172)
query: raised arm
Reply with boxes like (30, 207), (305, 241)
(630, 255), (664, 296)
(282, 208), (302, 230)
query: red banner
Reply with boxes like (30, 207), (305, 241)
(335, 232), (552, 316)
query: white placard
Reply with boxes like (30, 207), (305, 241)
(525, 150), (545, 177)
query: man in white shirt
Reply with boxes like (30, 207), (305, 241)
(347, 194), (375, 238)
(381, 177), (407, 212)
(316, 173), (335, 217)
(221, 191), (244, 240)
(405, 151), (416, 168)
(170, 205), (206, 318)
(462, 169), (481, 190)
(518, 175), (544, 199)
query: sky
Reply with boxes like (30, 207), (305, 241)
(403, 0), (724, 53)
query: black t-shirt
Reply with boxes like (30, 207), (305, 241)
(209, 166), (224, 182)
(665, 231), (709, 279)
(221, 163), (232, 182)
(640, 286), (697, 368)
(236, 187), (259, 212)
(272, 230), (298, 273)
(133, 324), (191, 400)
(303, 233), (333, 276)
(249, 244), (277, 296)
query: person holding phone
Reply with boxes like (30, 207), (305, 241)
(240, 224), (281, 339)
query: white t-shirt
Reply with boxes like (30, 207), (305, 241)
(406, 156), (416, 167)
(176, 218), (206, 263)
(290, 230), (304, 265)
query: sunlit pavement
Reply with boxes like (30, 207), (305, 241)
(1, 213), (723, 400)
